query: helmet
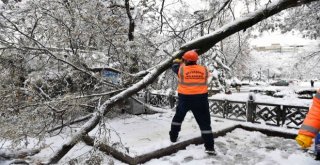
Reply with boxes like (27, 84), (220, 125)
(182, 50), (198, 61)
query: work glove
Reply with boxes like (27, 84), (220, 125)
(296, 134), (313, 149)
(173, 58), (182, 63)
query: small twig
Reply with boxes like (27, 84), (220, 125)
(159, 0), (166, 33)
(47, 114), (93, 133)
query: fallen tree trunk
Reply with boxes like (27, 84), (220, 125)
(44, 0), (320, 164)
(82, 135), (135, 164)
(239, 125), (297, 139)
(82, 124), (296, 164)
(134, 125), (239, 164)
(82, 124), (298, 164)
(82, 125), (239, 165)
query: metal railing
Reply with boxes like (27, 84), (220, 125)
(141, 92), (309, 129)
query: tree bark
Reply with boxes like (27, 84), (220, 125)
(125, 0), (135, 41)
(45, 0), (320, 164)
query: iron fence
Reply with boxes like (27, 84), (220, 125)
(209, 99), (309, 128)
(143, 92), (309, 129)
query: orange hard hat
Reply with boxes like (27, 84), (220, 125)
(182, 50), (198, 61)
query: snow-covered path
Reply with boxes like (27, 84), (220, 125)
(145, 128), (318, 165)
(2, 109), (319, 165)
(35, 111), (320, 164)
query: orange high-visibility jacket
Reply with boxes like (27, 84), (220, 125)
(299, 91), (320, 137)
(177, 65), (208, 95)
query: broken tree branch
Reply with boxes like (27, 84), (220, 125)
(82, 135), (135, 164)
(44, 0), (320, 164)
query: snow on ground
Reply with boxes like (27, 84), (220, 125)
(145, 128), (318, 165)
(210, 90), (312, 107)
(210, 91), (313, 107)
(2, 108), (319, 165)
(87, 112), (236, 157)
(211, 81), (320, 107)
(1, 83), (319, 164)
(51, 112), (319, 164)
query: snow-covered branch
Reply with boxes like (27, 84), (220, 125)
(0, 13), (119, 88)
(44, 0), (320, 163)
(0, 148), (41, 159)
(180, 0), (320, 54)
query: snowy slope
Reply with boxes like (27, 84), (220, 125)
(247, 30), (320, 80)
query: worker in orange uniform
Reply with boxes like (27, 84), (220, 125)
(296, 89), (320, 160)
(169, 50), (215, 155)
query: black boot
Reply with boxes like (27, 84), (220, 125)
(169, 131), (178, 142)
(205, 145), (216, 155)
(315, 153), (320, 161)
(205, 148), (216, 155)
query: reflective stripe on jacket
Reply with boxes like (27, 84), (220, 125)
(299, 92), (320, 137)
(177, 65), (208, 95)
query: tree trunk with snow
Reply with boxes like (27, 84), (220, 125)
(45, 0), (320, 164)
(0, 148), (41, 159)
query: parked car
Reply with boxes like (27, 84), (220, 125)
(230, 78), (242, 88)
(230, 81), (242, 88)
(269, 80), (289, 86)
